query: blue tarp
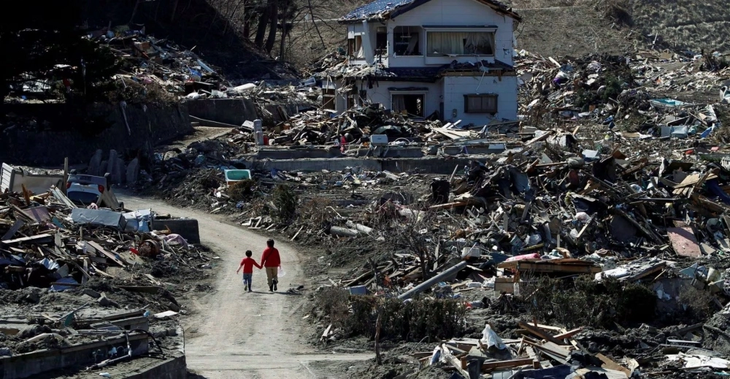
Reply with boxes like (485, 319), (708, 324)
(71, 208), (126, 230)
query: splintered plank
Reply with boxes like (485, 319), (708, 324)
(553, 327), (584, 340)
(480, 357), (534, 371)
(596, 353), (631, 376)
(2, 233), (53, 245)
(87, 241), (127, 267)
(519, 322), (566, 346)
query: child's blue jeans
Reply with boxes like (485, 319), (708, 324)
(242, 273), (252, 287)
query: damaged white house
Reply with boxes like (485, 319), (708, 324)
(325, 0), (521, 126)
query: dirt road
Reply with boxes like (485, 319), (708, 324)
(119, 193), (371, 378)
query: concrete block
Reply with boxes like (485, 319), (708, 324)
(150, 219), (200, 244)
(0, 333), (148, 379)
(88, 149), (103, 176)
(126, 158), (140, 184)
(107, 150), (118, 177)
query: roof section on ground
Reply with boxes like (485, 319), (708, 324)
(341, 0), (521, 23)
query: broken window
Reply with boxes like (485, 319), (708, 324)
(322, 88), (335, 110)
(347, 35), (364, 59)
(392, 94), (424, 116)
(427, 32), (494, 56)
(393, 26), (422, 56)
(464, 94), (498, 114)
(375, 27), (387, 58)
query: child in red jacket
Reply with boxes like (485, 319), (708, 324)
(236, 250), (261, 292)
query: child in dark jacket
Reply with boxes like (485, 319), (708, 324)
(236, 250), (261, 292)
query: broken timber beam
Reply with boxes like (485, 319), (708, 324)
(87, 241), (127, 267)
(519, 322), (566, 346)
(398, 261), (468, 300)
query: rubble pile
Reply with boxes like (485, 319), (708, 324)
(274, 105), (440, 146)
(123, 47), (730, 378)
(516, 50), (729, 140)
(0, 185), (211, 364)
(88, 24), (301, 101)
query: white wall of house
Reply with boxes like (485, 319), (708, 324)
(346, 23), (369, 65)
(442, 75), (518, 125)
(335, 0), (519, 122)
(385, 0), (515, 67)
(363, 81), (442, 117)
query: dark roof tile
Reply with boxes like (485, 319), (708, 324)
(341, 0), (520, 22)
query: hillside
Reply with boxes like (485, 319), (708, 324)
(279, 0), (730, 70)
(76, 0), (730, 80)
(507, 0), (730, 57)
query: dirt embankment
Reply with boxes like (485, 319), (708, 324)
(506, 0), (730, 57)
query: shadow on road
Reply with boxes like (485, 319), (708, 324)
(187, 372), (207, 379)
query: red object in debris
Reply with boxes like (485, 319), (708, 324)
(130, 248), (139, 255)
(505, 252), (541, 262)
(685, 149), (694, 155)
(263, 135), (270, 145)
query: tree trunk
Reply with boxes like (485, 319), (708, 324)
(264, 0), (278, 54)
(129, 0), (142, 24)
(277, 19), (287, 59)
(243, 17), (251, 41)
(254, 5), (269, 48)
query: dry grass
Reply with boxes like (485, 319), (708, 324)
(298, 196), (337, 226)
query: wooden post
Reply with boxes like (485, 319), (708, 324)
(62, 157), (69, 194)
(374, 307), (382, 365)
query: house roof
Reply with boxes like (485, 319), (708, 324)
(364, 60), (516, 82)
(383, 67), (444, 82)
(340, 0), (521, 23)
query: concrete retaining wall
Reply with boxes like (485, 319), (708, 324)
(0, 333), (148, 379)
(0, 102), (192, 166)
(187, 98), (259, 126)
(187, 98), (314, 126)
(246, 157), (473, 175)
(254, 145), (509, 160)
(119, 354), (186, 379)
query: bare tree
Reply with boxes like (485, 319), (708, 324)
(394, 210), (439, 281)
(254, 0), (270, 48)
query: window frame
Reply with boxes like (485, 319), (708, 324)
(390, 90), (427, 117)
(392, 26), (423, 56)
(464, 94), (498, 114)
(347, 35), (364, 59)
(423, 27), (496, 57)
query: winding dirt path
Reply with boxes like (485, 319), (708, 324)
(118, 193), (370, 378)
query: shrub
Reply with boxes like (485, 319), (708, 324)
(272, 184), (298, 224)
(227, 179), (256, 201)
(525, 275), (657, 328)
(346, 296), (466, 341)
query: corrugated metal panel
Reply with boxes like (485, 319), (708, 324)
(1, 163), (14, 193)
